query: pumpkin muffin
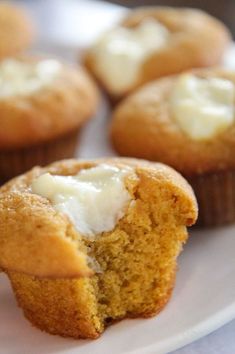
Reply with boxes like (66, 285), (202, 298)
(111, 69), (235, 226)
(0, 57), (99, 183)
(84, 7), (231, 102)
(0, 158), (197, 339)
(0, 2), (34, 58)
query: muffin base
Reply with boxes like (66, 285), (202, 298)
(0, 129), (80, 184)
(188, 170), (235, 227)
(7, 270), (174, 339)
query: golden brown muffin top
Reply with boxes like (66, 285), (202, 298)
(0, 56), (99, 150)
(111, 69), (235, 176)
(0, 2), (34, 58)
(0, 158), (197, 279)
(85, 7), (231, 101)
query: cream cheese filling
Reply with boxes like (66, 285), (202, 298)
(0, 59), (62, 98)
(31, 164), (132, 238)
(171, 74), (235, 140)
(91, 19), (170, 94)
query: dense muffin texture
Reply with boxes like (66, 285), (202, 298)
(1, 159), (197, 338)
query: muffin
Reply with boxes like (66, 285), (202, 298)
(0, 2), (34, 58)
(0, 158), (197, 339)
(84, 7), (231, 102)
(111, 69), (235, 226)
(0, 57), (99, 183)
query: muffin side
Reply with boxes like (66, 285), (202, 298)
(8, 273), (102, 339)
(0, 129), (80, 184)
(188, 171), (235, 227)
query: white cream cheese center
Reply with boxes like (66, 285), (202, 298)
(171, 74), (235, 140)
(0, 59), (62, 98)
(31, 164), (132, 238)
(92, 19), (170, 94)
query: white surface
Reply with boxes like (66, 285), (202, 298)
(17, 0), (127, 47)
(1, 1), (235, 353)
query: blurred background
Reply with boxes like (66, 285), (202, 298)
(16, 0), (235, 38)
(15, 0), (234, 54)
(105, 0), (235, 36)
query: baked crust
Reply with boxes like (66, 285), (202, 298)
(0, 158), (197, 279)
(0, 57), (99, 150)
(0, 3), (34, 58)
(111, 69), (235, 176)
(84, 7), (231, 101)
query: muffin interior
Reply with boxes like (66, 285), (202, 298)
(87, 188), (187, 325)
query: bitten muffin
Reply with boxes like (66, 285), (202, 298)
(0, 2), (34, 58)
(84, 7), (231, 101)
(111, 69), (235, 226)
(0, 158), (197, 339)
(0, 57), (99, 183)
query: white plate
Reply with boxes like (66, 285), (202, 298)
(1, 1), (235, 353)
